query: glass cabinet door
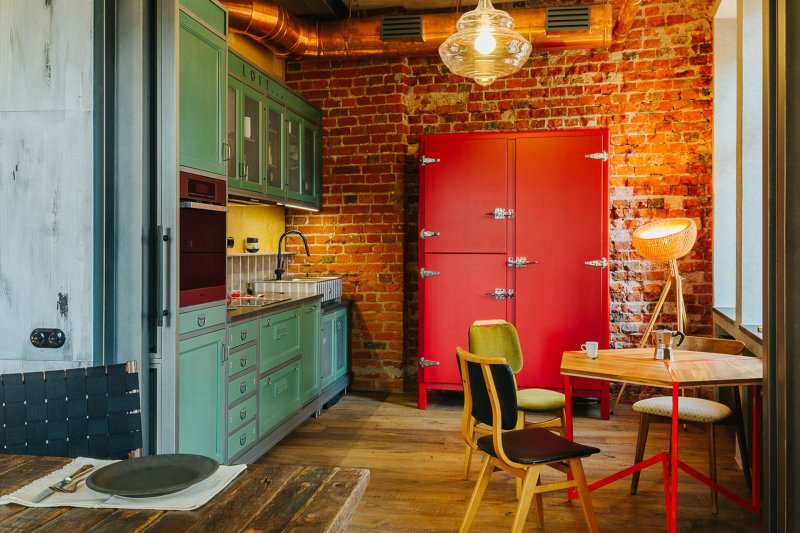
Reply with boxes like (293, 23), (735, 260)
(301, 121), (318, 201)
(226, 82), (238, 180)
(240, 85), (263, 192)
(286, 111), (302, 200)
(266, 98), (285, 197)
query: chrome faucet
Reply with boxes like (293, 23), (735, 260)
(275, 230), (310, 280)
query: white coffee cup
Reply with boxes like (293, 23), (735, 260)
(581, 341), (599, 359)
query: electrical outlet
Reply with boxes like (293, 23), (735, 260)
(30, 328), (66, 348)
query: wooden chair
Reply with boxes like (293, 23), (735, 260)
(629, 336), (750, 513)
(0, 362), (143, 459)
(463, 319), (565, 480)
(456, 347), (600, 533)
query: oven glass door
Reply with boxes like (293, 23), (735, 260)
(179, 207), (226, 307)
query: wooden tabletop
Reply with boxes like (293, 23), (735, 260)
(0, 454), (369, 532)
(561, 348), (763, 388)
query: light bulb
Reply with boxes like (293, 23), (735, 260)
(474, 26), (496, 55)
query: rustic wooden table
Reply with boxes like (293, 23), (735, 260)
(0, 454), (369, 532)
(561, 348), (763, 533)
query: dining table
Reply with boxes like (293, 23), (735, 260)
(0, 454), (369, 532)
(560, 347), (763, 533)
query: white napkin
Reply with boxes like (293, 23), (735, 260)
(0, 457), (247, 510)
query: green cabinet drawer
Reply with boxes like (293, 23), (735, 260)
(228, 319), (258, 349)
(228, 344), (257, 375)
(260, 307), (301, 373)
(180, 305), (226, 335)
(227, 419), (257, 459)
(301, 303), (320, 404)
(259, 363), (301, 437)
(227, 394), (257, 431)
(228, 370), (257, 405)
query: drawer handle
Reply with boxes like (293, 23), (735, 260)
(240, 408), (247, 420)
(197, 314), (206, 327)
(266, 318), (272, 326)
(240, 434), (247, 446)
(240, 330), (248, 341)
(267, 377), (272, 385)
(240, 356), (247, 367)
(240, 382), (247, 393)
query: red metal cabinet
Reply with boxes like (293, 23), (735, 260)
(418, 131), (609, 415)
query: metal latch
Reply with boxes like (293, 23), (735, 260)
(485, 288), (514, 299)
(507, 257), (538, 268)
(419, 268), (440, 277)
(584, 151), (609, 161)
(420, 228), (440, 239)
(584, 258), (608, 268)
(420, 156), (440, 166)
(419, 357), (440, 367)
(486, 208), (514, 219)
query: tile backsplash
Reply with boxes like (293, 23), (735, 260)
(227, 253), (294, 295)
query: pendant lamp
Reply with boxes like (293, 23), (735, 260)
(438, 0), (532, 86)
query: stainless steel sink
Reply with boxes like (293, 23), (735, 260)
(268, 276), (339, 283)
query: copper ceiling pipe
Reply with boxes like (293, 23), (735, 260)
(221, 1), (625, 59)
(612, 0), (642, 45)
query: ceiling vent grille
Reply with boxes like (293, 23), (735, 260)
(546, 6), (591, 32)
(381, 15), (423, 40)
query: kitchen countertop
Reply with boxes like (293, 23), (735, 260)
(226, 293), (322, 322)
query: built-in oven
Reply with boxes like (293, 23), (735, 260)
(179, 171), (227, 307)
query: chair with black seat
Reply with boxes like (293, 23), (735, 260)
(629, 336), (750, 513)
(0, 362), (143, 459)
(456, 347), (599, 533)
(463, 319), (566, 480)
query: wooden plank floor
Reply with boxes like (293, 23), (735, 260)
(257, 391), (762, 532)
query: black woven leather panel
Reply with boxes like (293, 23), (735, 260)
(0, 364), (142, 459)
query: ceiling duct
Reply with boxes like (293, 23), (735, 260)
(221, 0), (641, 59)
(546, 6), (591, 32)
(381, 15), (423, 41)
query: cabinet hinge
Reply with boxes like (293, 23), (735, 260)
(420, 156), (441, 166)
(419, 268), (440, 278)
(486, 208), (514, 220)
(419, 357), (440, 367)
(584, 151), (609, 161)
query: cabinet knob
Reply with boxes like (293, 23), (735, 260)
(197, 314), (206, 327)
(240, 382), (247, 393)
(240, 434), (247, 446)
(240, 330), (248, 341)
(240, 356), (247, 367)
(240, 408), (247, 420)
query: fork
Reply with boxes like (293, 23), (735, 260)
(50, 464), (94, 493)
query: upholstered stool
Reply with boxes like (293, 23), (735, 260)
(630, 396), (735, 513)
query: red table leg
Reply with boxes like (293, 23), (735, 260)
(669, 382), (679, 533)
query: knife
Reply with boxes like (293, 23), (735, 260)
(31, 464), (95, 503)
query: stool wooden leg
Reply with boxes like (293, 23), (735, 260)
(558, 408), (566, 437)
(570, 458), (600, 533)
(463, 417), (476, 480)
(630, 413), (650, 495)
(707, 422), (718, 514)
(511, 466), (541, 533)
(733, 390), (752, 487)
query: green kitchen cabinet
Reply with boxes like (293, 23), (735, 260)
(301, 302), (321, 404)
(227, 77), (265, 193)
(259, 362), (301, 436)
(321, 306), (349, 391)
(285, 110), (303, 202)
(178, 327), (225, 463)
(179, 9), (227, 176)
(265, 97), (286, 198)
(260, 307), (302, 373)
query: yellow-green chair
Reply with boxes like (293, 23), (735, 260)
(463, 319), (566, 480)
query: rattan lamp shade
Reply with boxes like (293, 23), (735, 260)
(632, 218), (697, 261)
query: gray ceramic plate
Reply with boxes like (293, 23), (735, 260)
(86, 454), (219, 497)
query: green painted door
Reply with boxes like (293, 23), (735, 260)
(266, 98), (286, 198)
(179, 11), (226, 176)
(334, 308), (349, 380)
(285, 110), (303, 202)
(239, 84), (264, 192)
(226, 77), (240, 183)
(178, 328), (225, 463)
(320, 311), (335, 390)
(259, 363), (301, 436)
(298, 120), (321, 208)
(301, 303), (321, 404)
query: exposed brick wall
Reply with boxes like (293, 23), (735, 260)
(286, 0), (715, 392)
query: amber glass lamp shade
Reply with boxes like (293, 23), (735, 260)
(438, 0), (531, 87)
(632, 218), (697, 261)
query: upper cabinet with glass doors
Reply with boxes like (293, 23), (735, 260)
(227, 52), (322, 211)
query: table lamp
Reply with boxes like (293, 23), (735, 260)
(631, 217), (697, 347)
